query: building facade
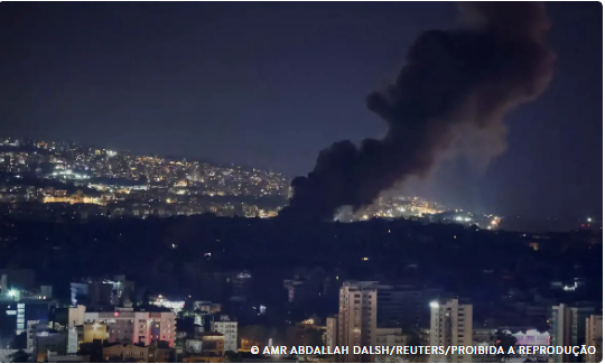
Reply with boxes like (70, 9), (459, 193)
(337, 281), (377, 362)
(102, 343), (148, 362)
(585, 314), (603, 363)
(326, 315), (338, 348)
(211, 315), (238, 353)
(551, 303), (595, 363)
(84, 307), (176, 347)
(429, 299), (473, 363)
(200, 332), (225, 357)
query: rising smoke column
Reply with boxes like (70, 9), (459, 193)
(280, 2), (555, 221)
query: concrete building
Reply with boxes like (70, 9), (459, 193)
(102, 343), (148, 362)
(84, 307), (176, 347)
(372, 328), (408, 362)
(47, 354), (89, 363)
(82, 322), (108, 343)
(149, 311), (177, 346)
(66, 322), (108, 354)
(374, 327), (407, 346)
(68, 305), (86, 327)
(148, 341), (172, 363)
(211, 315), (238, 353)
(27, 320), (48, 352)
(551, 303), (596, 363)
(200, 332), (225, 357)
(67, 327), (79, 354)
(472, 327), (495, 346)
(34, 329), (67, 362)
(338, 281), (377, 362)
(66, 305), (86, 354)
(185, 338), (203, 354)
(585, 314), (602, 363)
(16, 301), (51, 334)
(325, 315), (338, 347)
(429, 299), (473, 363)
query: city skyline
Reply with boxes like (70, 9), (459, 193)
(0, 2), (602, 363)
(0, 2), (601, 221)
(0, 135), (581, 232)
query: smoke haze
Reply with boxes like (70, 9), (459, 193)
(280, 2), (555, 221)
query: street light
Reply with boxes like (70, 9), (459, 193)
(7, 290), (16, 297)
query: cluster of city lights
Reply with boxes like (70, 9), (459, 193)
(50, 169), (90, 180)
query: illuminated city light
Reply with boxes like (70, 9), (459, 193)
(152, 297), (185, 313)
(429, 301), (439, 309)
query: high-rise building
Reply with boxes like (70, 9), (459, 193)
(210, 315), (238, 353)
(585, 314), (602, 363)
(338, 281), (377, 362)
(326, 315), (338, 348)
(64, 305), (86, 354)
(429, 299), (473, 363)
(551, 303), (596, 363)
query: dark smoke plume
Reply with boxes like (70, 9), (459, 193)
(280, 2), (555, 222)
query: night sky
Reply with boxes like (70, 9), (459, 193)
(0, 2), (601, 222)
